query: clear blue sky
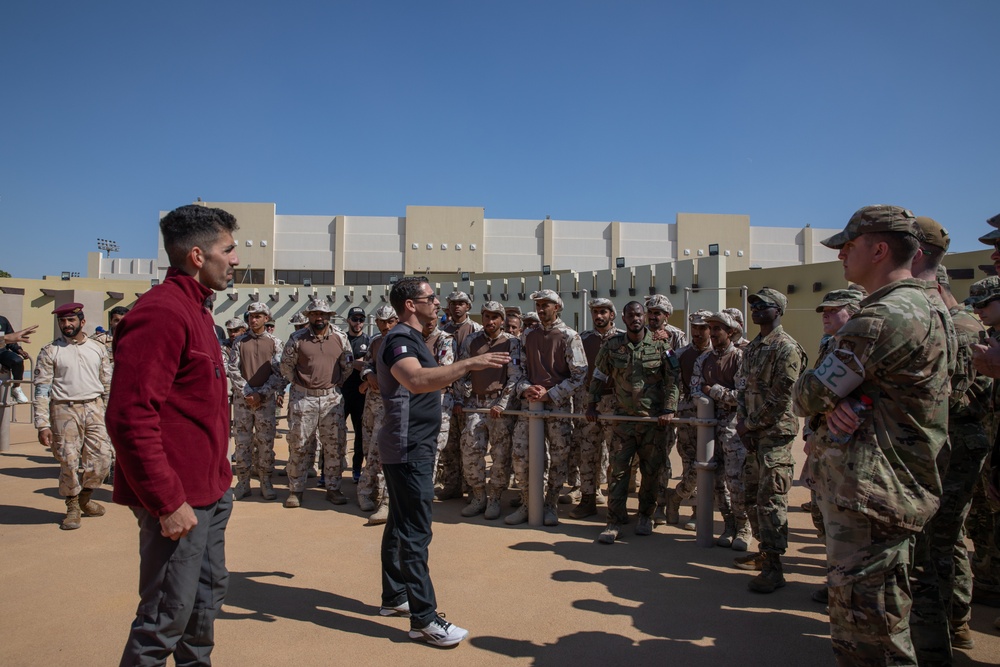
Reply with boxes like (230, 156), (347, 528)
(2, 1), (997, 279)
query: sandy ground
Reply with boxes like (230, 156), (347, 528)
(1, 408), (998, 666)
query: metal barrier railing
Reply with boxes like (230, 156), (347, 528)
(463, 395), (719, 546)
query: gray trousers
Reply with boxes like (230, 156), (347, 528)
(120, 491), (232, 667)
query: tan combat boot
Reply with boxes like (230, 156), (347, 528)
(664, 489), (682, 525)
(368, 499), (389, 525)
(61, 496), (82, 530)
(259, 476), (277, 501)
(78, 489), (106, 517)
(569, 493), (597, 519)
(731, 517), (753, 551)
(558, 485), (581, 505)
(234, 475), (252, 500)
(483, 493), (502, 520)
(283, 491), (303, 508)
(460, 489), (487, 517)
(748, 553), (786, 593)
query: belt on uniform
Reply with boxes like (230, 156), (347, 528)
(52, 397), (100, 406)
(293, 385), (338, 397)
(474, 390), (502, 400)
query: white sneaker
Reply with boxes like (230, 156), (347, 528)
(408, 615), (468, 647)
(378, 600), (410, 617)
(11, 387), (28, 404)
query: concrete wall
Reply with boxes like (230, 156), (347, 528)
(403, 205), (485, 275)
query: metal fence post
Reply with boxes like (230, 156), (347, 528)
(694, 395), (716, 547)
(528, 400), (545, 527)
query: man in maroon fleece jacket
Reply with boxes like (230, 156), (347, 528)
(106, 204), (239, 666)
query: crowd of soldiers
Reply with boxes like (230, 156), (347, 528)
(20, 205), (1000, 665)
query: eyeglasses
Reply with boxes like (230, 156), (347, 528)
(750, 301), (775, 311)
(410, 295), (438, 303)
(349, 317), (365, 323)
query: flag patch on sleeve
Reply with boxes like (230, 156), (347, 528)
(392, 345), (408, 357)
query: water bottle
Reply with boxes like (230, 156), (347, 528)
(828, 395), (872, 444)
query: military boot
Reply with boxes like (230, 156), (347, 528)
(435, 484), (463, 501)
(61, 496), (82, 530)
(558, 485), (581, 505)
(326, 488), (348, 505)
(368, 500), (389, 526)
(461, 489), (487, 517)
(665, 489), (682, 525)
(733, 551), (766, 571)
(259, 476), (277, 501)
(569, 493), (598, 519)
(484, 494), (502, 520)
(682, 506), (697, 532)
(731, 517), (753, 551)
(543, 490), (560, 526)
(358, 494), (376, 513)
(283, 491), (303, 508)
(716, 516), (736, 548)
(748, 553), (785, 593)
(78, 489), (106, 517)
(595, 488), (606, 505)
(234, 475), (252, 500)
(504, 492), (529, 525)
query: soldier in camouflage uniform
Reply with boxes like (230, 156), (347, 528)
(455, 301), (522, 519)
(90, 305), (128, 366)
(227, 302), (286, 501)
(279, 297), (353, 508)
(793, 205), (952, 666)
(357, 305), (398, 524)
(422, 317), (458, 492)
(568, 298), (622, 519)
(645, 294), (688, 524)
(588, 301), (679, 543)
(690, 311), (744, 546)
(661, 309), (713, 527)
(33, 303), (113, 530)
(506, 289), (587, 527)
(437, 291), (483, 500)
(725, 308), (750, 350)
(735, 287), (806, 593)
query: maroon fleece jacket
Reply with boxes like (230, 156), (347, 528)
(106, 268), (232, 516)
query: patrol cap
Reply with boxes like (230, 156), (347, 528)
(480, 300), (506, 316)
(347, 306), (366, 320)
(52, 302), (85, 317)
(225, 317), (246, 330)
(821, 205), (919, 249)
(530, 289), (563, 307)
(968, 276), (1000, 307)
(935, 265), (950, 287)
(523, 311), (540, 324)
(644, 294), (674, 315)
(913, 216), (950, 251)
(373, 305), (397, 321)
(688, 309), (714, 325)
(979, 227), (1000, 245)
(446, 290), (472, 305)
(815, 288), (865, 312)
(704, 311), (738, 331)
(587, 297), (616, 315)
(288, 312), (308, 326)
(246, 302), (271, 318)
(747, 287), (788, 313)
(304, 297), (332, 313)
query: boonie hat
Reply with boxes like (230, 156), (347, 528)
(821, 205), (919, 249)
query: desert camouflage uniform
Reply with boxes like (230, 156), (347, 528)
(33, 337), (113, 496)
(589, 329), (679, 525)
(654, 323), (687, 508)
(455, 330), (521, 498)
(280, 326), (353, 493)
(439, 317), (483, 493)
(511, 317), (587, 509)
(690, 341), (743, 517)
(794, 278), (952, 667)
(227, 330), (285, 480)
(573, 326), (622, 495)
(90, 331), (114, 365)
(670, 341), (711, 501)
(424, 326), (457, 487)
(358, 334), (387, 502)
(737, 324), (806, 554)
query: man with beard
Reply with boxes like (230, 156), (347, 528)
(358, 305), (399, 525)
(34, 302), (113, 530)
(343, 306), (371, 483)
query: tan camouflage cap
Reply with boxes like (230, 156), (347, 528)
(722, 308), (745, 330)
(374, 305), (397, 321)
(913, 216), (950, 251)
(704, 311), (738, 331)
(967, 276), (1000, 306)
(979, 227), (1000, 246)
(246, 302), (271, 318)
(815, 288), (865, 312)
(588, 297), (616, 315)
(446, 290), (472, 305)
(644, 293), (674, 315)
(747, 287), (788, 313)
(821, 205), (919, 249)
(225, 318), (246, 331)
(304, 297), (332, 313)
(288, 312), (308, 325)
(530, 289), (563, 307)
(523, 311), (540, 324)
(480, 300), (506, 316)
(688, 309), (713, 325)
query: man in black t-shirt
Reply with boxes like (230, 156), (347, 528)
(375, 278), (509, 648)
(343, 306), (371, 481)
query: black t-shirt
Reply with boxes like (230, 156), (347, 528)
(376, 323), (442, 464)
(343, 332), (371, 392)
